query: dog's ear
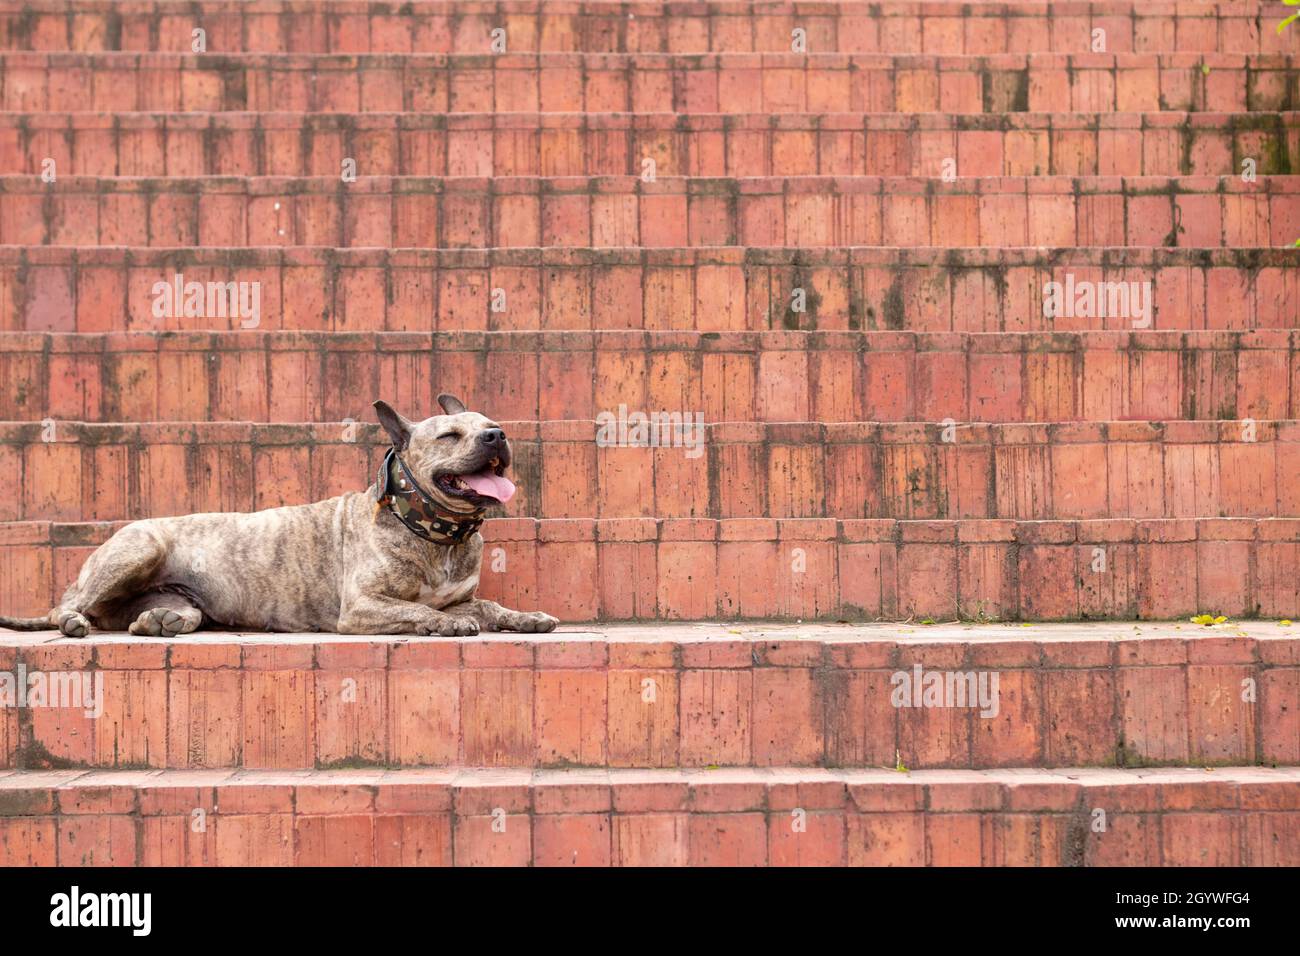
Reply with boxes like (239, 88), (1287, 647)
(437, 393), (468, 415)
(373, 400), (413, 450)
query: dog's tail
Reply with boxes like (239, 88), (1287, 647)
(0, 614), (55, 631)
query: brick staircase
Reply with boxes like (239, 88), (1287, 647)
(0, 0), (1298, 867)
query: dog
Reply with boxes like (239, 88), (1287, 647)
(0, 395), (558, 638)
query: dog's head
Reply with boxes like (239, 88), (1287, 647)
(373, 395), (515, 514)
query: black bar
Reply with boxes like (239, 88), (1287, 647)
(0, 866), (1284, 942)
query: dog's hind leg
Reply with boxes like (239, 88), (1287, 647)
(112, 592), (203, 637)
(53, 523), (168, 637)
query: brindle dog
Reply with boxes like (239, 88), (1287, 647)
(0, 395), (559, 638)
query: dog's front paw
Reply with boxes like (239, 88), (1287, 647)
(514, 611), (559, 633)
(443, 617), (479, 636)
(417, 614), (479, 637)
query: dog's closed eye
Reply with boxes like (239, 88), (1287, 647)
(436, 431), (463, 441)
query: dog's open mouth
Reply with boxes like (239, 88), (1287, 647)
(433, 457), (516, 505)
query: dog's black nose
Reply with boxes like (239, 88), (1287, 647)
(480, 428), (506, 446)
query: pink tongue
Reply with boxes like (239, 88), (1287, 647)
(461, 469), (516, 503)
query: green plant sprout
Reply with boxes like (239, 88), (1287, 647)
(1280, 0), (1300, 34)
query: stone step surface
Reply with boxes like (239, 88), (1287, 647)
(6, 110), (1294, 178)
(0, 765), (1296, 866)
(4, 174), (1294, 249)
(0, 623), (1295, 772)
(2, 52), (1293, 114)
(2, 419), (1297, 523)
(6, 246), (1297, 335)
(0, 0), (1285, 55)
(3, 330), (1295, 425)
(3, 518), (1298, 621)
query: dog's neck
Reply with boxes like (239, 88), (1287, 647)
(374, 447), (485, 545)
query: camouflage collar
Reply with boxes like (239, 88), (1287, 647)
(375, 447), (484, 545)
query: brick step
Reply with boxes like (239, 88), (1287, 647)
(0, 623), (1296, 774)
(4, 765), (1297, 866)
(10, 111), (1294, 179)
(4, 419), (1298, 524)
(7, 246), (1296, 335)
(5, 174), (1295, 249)
(14, 244), (1300, 336)
(1, 0), (1284, 56)
(4, 518), (1298, 621)
(2, 330), (1295, 425)
(3, 52), (1293, 114)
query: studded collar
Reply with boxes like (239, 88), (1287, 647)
(375, 447), (484, 545)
